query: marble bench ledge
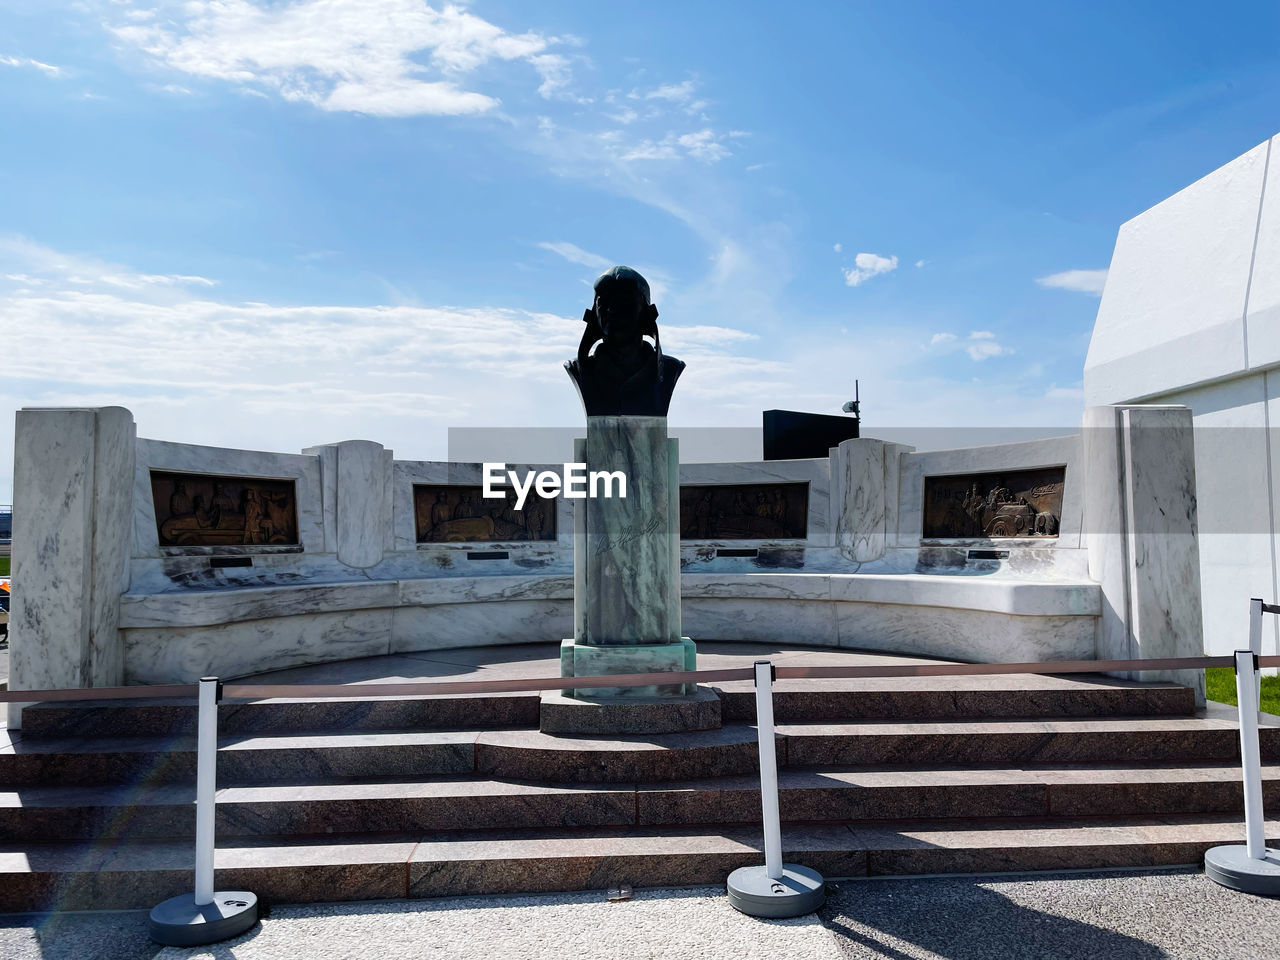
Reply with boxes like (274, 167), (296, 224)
(118, 571), (1100, 630)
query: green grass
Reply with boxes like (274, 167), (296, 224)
(0, 556), (8, 577)
(1206, 666), (1280, 715)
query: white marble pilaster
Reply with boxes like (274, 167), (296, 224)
(9, 407), (136, 727)
(1083, 404), (1205, 703)
(834, 438), (887, 563)
(305, 440), (393, 569)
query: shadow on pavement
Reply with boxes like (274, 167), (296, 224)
(821, 876), (1167, 960)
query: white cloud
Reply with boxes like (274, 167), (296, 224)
(530, 54), (575, 100)
(833, 243), (842, 253)
(637, 80), (696, 103)
(965, 331), (1012, 361)
(0, 55), (61, 76)
(928, 329), (1013, 361)
(842, 252), (898, 287)
(624, 78), (711, 116)
(616, 129), (732, 164)
(0, 235), (215, 292)
(605, 106), (638, 124)
(108, 2), (744, 182)
(537, 241), (612, 271)
(1036, 268), (1108, 296)
(619, 138), (680, 162)
(676, 129), (730, 162)
(915, 259), (925, 268)
(109, 0), (562, 117)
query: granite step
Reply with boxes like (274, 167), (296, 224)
(14, 673), (1196, 740)
(1, 763), (1277, 842)
(3, 815), (1277, 912)
(2, 708), (1271, 786)
(0, 725), (773, 787)
(778, 706), (1280, 769)
(16, 693), (542, 739)
(475, 726), (766, 782)
(716, 676), (1197, 721)
(477, 709), (1278, 782)
(0, 778), (637, 841)
(0, 730), (479, 787)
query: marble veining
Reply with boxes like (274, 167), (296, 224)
(8, 408), (135, 727)
(834, 438), (887, 562)
(583, 418), (679, 646)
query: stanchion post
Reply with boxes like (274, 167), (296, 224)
(194, 676), (217, 905)
(1235, 649), (1267, 860)
(754, 660), (784, 880)
(726, 660), (825, 919)
(1205, 599), (1280, 895)
(149, 677), (259, 946)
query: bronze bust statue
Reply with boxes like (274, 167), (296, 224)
(565, 265), (685, 417)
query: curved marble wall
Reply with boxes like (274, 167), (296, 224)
(8, 405), (1207, 724)
(116, 571), (1101, 683)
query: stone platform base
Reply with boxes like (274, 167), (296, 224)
(560, 638), (696, 698)
(539, 686), (721, 735)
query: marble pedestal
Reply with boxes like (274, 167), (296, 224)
(559, 637), (697, 698)
(562, 416), (695, 702)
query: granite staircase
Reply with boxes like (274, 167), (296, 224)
(1, 665), (1276, 912)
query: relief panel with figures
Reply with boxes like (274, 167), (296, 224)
(679, 483), (808, 540)
(414, 484), (557, 543)
(151, 471), (299, 546)
(922, 468), (1064, 539)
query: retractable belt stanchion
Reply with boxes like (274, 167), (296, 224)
(149, 677), (259, 946)
(1205, 599), (1280, 895)
(726, 660), (826, 918)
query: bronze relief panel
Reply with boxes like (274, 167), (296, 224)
(923, 468), (1064, 539)
(680, 483), (808, 540)
(414, 485), (557, 543)
(151, 471), (299, 546)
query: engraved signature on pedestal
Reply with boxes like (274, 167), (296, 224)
(590, 516), (664, 555)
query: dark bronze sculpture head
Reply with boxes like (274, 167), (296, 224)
(565, 265), (685, 417)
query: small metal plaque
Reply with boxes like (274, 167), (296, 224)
(151, 471), (299, 547)
(414, 485), (556, 543)
(680, 483), (808, 540)
(923, 468), (1064, 539)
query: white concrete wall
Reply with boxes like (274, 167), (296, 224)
(1085, 132), (1280, 658)
(1085, 136), (1275, 406)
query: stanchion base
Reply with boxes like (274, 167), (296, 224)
(1205, 845), (1280, 896)
(149, 891), (259, 946)
(727, 864), (825, 918)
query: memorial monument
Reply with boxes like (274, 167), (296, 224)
(557, 266), (696, 701)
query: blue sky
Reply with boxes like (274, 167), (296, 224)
(4, 0), (1280, 499)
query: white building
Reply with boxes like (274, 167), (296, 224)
(1085, 133), (1280, 657)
